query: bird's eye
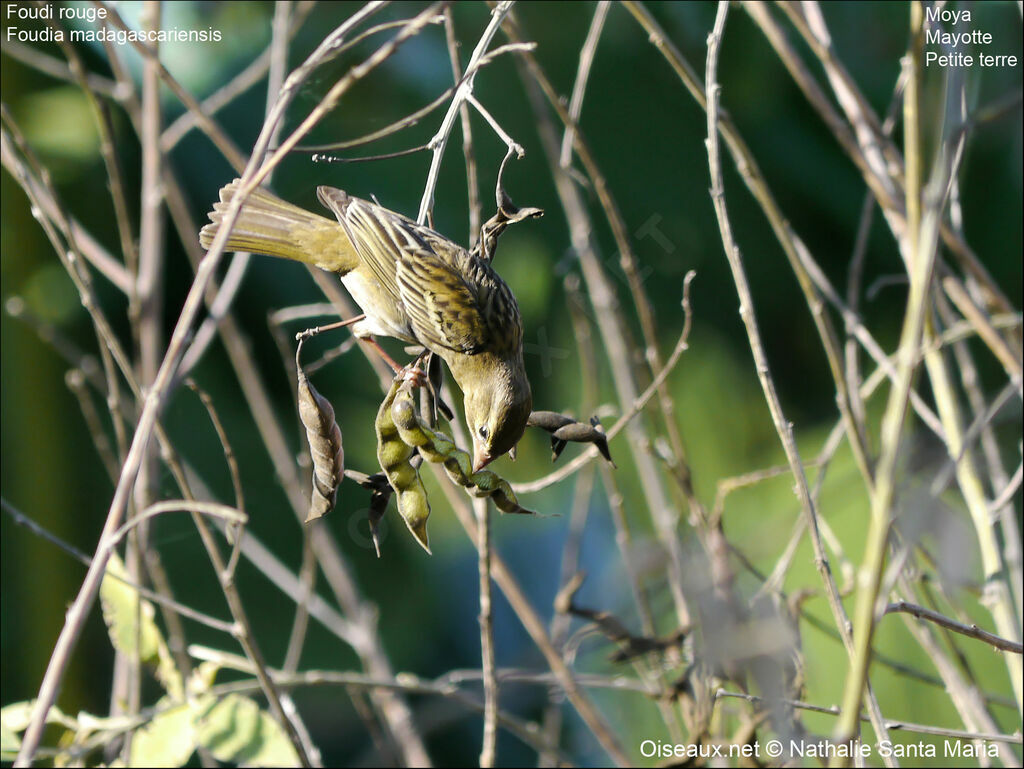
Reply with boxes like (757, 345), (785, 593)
(478, 425), (489, 440)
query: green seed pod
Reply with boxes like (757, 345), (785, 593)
(389, 380), (534, 516)
(376, 379), (431, 552)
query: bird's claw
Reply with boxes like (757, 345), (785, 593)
(399, 365), (428, 388)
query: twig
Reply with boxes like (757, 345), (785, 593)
(0, 143), (132, 293)
(936, 286), (1024, 628)
(64, 369), (120, 483)
(559, 2), (611, 168)
(885, 602), (1023, 654)
(540, 276), (606, 763)
(294, 42), (531, 154)
(443, 7), (482, 246)
(942, 277), (1023, 387)
(931, 381), (1018, 497)
(715, 689), (1023, 744)
(42, 11), (137, 277)
(112, 500), (247, 546)
(512, 272), (695, 494)
(890, 593), (1020, 767)
(132, 19), (166, 746)
(418, 0), (514, 224)
(990, 462), (1023, 517)
(1, 498), (235, 635)
(1, 39), (121, 97)
(467, 93), (523, 157)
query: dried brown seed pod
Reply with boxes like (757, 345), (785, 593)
(297, 360), (344, 523)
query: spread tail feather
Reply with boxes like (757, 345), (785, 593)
(199, 179), (358, 273)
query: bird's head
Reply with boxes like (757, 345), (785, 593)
(459, 355), (532, 473)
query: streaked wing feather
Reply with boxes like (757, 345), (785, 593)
(337, 201), (409, 306)
(317, 187), (518, 356)
(397, 254), (489, 353)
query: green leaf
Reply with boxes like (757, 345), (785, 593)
(187, 660), (221, 696)
(0, 701), (79, 763)
(196, 695), (300, 767)
(100, 554), (162, 662)
(99, 554), (184, 699)
(128, 700), (196, 768)
(0, 701), (34, 734)
(1, 700), (77, 732)
(1, 720), (20, 758)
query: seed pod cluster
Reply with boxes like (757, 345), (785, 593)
(527, 411), (615, 466)
(374, 376), (534, 552)
(375, 379), (432, 552)
(389, 381), (534, 517)
(297, 366), (344, 523)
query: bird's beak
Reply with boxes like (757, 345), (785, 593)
(508, 446), (517, 462)
(472, 445), (494, 474)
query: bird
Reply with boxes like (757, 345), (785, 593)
(199, 179), (532, 472)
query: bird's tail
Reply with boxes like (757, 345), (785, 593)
(199, 179), (358, 273)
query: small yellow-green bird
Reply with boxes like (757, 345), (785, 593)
(199, 180), (532, 472)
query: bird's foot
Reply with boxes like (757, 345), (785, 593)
(399, 364), (428, 388)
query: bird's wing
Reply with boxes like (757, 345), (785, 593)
(396, 251), (490, 354)
(318, 187), (513, 355)
(320, 189), (407, 307)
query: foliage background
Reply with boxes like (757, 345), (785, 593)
(1, 1), (1021, 766)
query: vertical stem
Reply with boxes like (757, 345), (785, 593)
(834, 2), (945, 751)
(418, 0), (513, 225)
(443, 6), (482, 247)
(136, 0), (166, 388)
(477, 497), (498, 768)
(921, 320), (1024, 710)
(120, 3), (164, 761)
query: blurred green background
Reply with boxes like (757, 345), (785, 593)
(2, 1), (1021, 765)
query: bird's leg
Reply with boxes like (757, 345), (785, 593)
(293, 315), (407, 374)
(363, 337), (405, 374)
(295, 316), (410, 376)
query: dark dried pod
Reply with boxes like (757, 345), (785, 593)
(368, 489), (390, 558)
(527, 411), (615, 466)
(526, 410), (576, 432)
(297, 368), (344, 523)
(343, 469), (394, 557)
(476, 151), (544, 262)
